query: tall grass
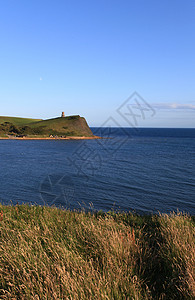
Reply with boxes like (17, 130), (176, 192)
(159, 212), (195, 299)
(0, 204), (194, 299)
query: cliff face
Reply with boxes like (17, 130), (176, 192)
(0, 115), (94, 137)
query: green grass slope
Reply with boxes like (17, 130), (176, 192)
(0, 116), (42, 126)
(0, 115), (94, 137)
(29, 115), (94, 137)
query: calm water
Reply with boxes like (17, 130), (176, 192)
(0, 128), (194, 214)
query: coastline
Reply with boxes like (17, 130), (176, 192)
(0, 135), (101, 140)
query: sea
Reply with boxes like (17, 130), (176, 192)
(0, 128), (194, 215)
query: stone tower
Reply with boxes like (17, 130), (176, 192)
(61, 112), (65, 118)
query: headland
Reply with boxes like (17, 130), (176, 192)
(0, 113), (100, 140)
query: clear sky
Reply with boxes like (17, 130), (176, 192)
(0, 0), (195, 127)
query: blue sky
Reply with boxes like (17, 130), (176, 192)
(0, 0), (195, 127)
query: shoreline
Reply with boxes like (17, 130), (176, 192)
(0, 135), (101, 140)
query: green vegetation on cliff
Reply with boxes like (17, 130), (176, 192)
(0, 115), (94, 137)
(0, 205), (194, 299)
(0, 116), (42, 126)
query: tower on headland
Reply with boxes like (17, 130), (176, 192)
(61, 112), (65, 118)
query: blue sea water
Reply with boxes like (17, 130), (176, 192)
(0, 128), (194, 214)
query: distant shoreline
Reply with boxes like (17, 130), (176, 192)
(0, 136), (101, 140)
(0, 115), (97, 139)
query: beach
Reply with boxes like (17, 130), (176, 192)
(0, 135), (101, 140)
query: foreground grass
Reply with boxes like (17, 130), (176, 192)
(0, 205), (194, 299)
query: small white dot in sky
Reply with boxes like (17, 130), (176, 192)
(40, 77), (43, 81)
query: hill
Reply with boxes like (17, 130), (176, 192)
(0, 115), (94, 138)
(29, 115), (94, 137)
(0, 116), (42, 126)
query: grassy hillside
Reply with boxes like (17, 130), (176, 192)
(29, 115), (94, 137)
(0, 205), (194, 299)
(0, 116), (42, 126)
(0, 115), (94, 137)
